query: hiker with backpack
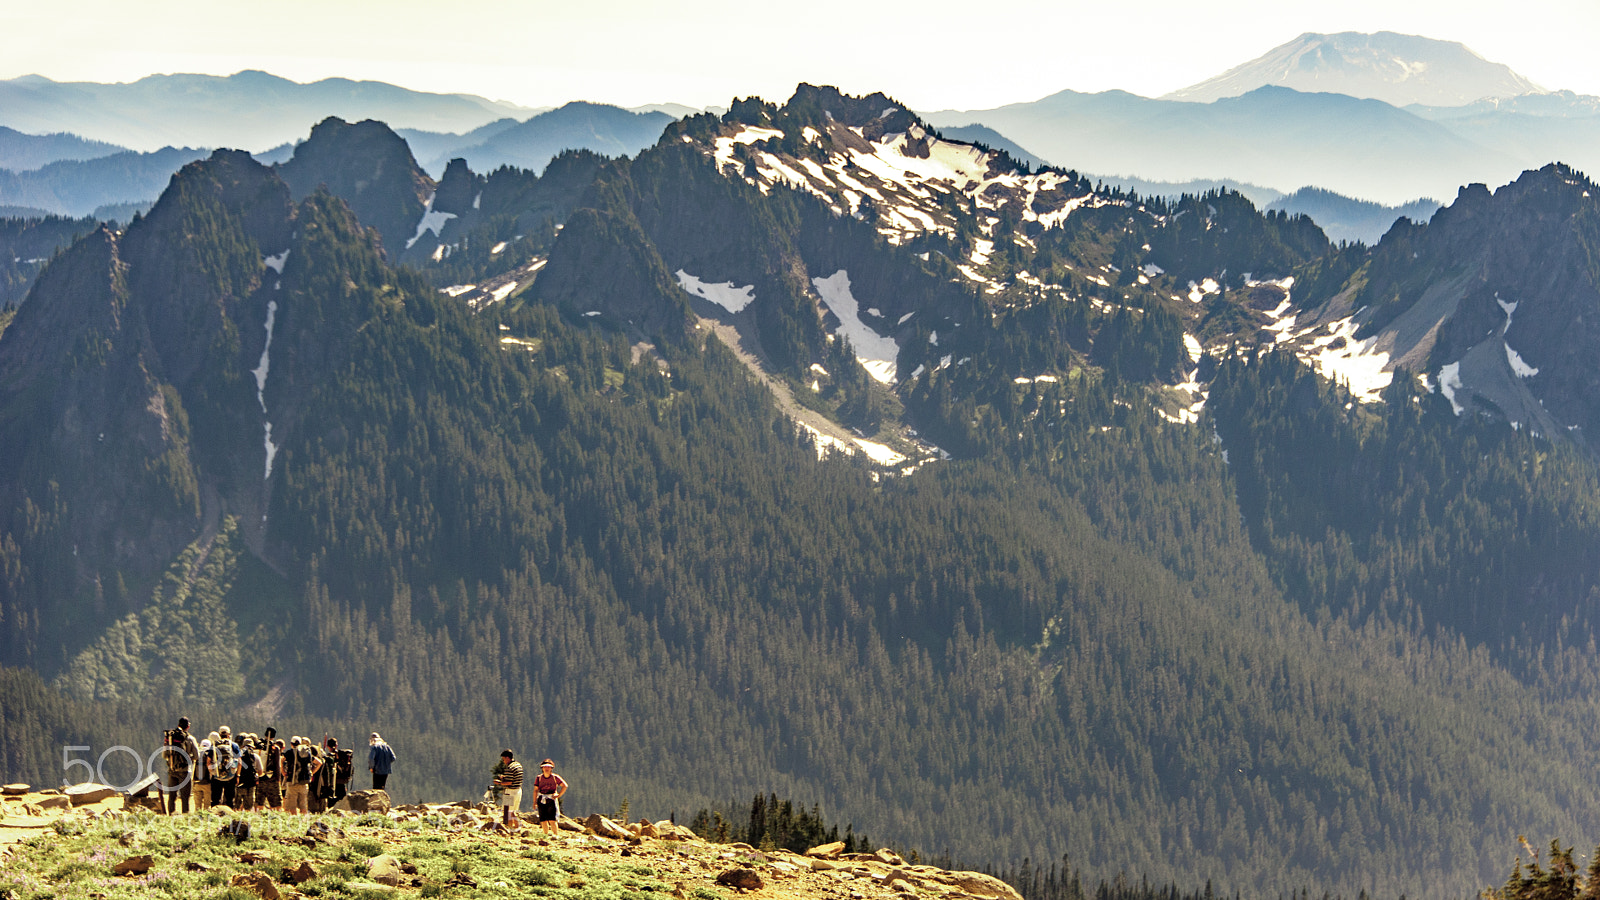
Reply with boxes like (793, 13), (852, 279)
(533, 758), (568, 837)
(236, 735), (262, 811)
(195, 737), (213, 810)
(322, 737), (353, 807)
(284, 736), (319, 815)
(260, 737), (285, 810)
(211, 727), (240, 809)
(368, 733), (395, 791)
(160, 717), (201, 815)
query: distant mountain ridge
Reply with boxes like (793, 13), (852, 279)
(0, 146), (209, 217)
(0, 70), (536, 152)
(924, 85), (1517, 206)
(1163, 31), (1544, 107)
(0, 125), (125, 172)
(0, 100), (678, 220)
(923, 31), (1600, 207)
(401, 101), (675, 176)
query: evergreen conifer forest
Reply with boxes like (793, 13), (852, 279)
(4, 89), (1600, 898)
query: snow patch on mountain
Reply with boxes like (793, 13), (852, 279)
(712, 126), (785, 172)
(796, 422), (910, 467)
(250, 299), (280, 481)
(1496, 295), (1538, 378)
(1187, 278), (1220, 304)
(1439, 361), (1466, 414)
(1159, 365), (1209, 425)
(813, 269), (900, 383)
(677, 270), (755, 313)
(1304, 317), (1394, 402)
(406, 193), (456, 250)
(442, 257), (547, 313)
(702, 120), (1097, 254)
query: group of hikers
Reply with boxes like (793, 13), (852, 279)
(157, 718), (569, 830)
(158, 716), (397, 816)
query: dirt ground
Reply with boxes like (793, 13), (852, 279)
(0, 788), (126, 854)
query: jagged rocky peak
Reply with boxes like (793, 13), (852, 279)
(1290, 162), (1600, 442)
(0, 224), (126, 384)
(534, 205), (694, 343)
(778, 83), (921, 135)
(432, 157), (480, 218)
(276, 116), (434, 258)
(129, 148), (293, 259)
(680, 82), (1096, 259)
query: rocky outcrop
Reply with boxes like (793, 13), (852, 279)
(112, 855), (155, 876)
(366, 853), (404, 886)
(64, 784), (117, 805)
(331, 789), (391, 814)
(276, 117), (433, 259)
(228, 870), (280, 899)
(716, 868), (765, 890)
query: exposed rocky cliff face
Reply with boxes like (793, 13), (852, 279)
(1294, 163), (1600, 444)
(276, 117), (433, 259)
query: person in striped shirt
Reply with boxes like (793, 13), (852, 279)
(492, 749), (524, 827)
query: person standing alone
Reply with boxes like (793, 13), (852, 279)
(369, 733), (396, 791)
(533, 759), (568, 837)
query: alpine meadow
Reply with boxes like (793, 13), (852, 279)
(7, 75), (1600, 900)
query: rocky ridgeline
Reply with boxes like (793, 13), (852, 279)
(0, 781), (1023, 900)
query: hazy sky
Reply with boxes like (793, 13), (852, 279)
(3, 0), (1597, 110)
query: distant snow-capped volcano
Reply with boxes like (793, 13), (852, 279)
(1163, 31), (1544, 108)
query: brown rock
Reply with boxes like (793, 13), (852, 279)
(123, 794), (164, 812)
(113, 855), (155, 876)
(873, 849), (905, 866)
(35, 796), (70, 811)
(229, 870), (282, 900)
(584, 813), (631, 839)
(716, 868), (765, 891)
(806, 841), (846, 859)
(126, 772), (162, 797)
(367, 853), (404, 886)
(331, 789), (391, 814)
(938, 872), (1024, 900)
(304, 820), (343, 844)
(282, 860), (319, 885)
(2, 784), (30, 795)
